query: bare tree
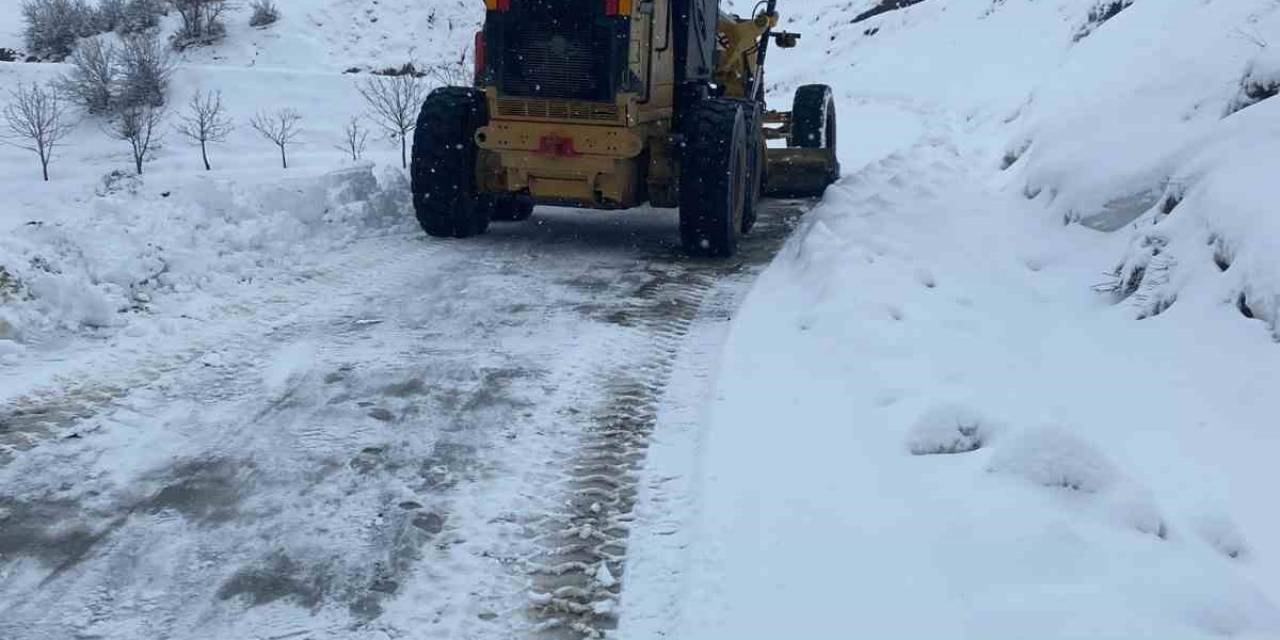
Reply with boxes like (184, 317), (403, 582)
(118, 31), (174, 108)
(56, 37), (118, 113)
(249, 108), (302, 169)
(338, 116), (369, 162)
(357, 74), (425, 168)
(175, 89), (232, 170)
(2, 82), (76, 182)
(107, 104), (164, 174)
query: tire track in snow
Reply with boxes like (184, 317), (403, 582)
(524, 202), (811, 638)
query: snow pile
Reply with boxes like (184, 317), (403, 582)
(1002, 1), (1280, 338)
(905, 402), (995, 456)
(987, 425), (1120, 494)
(0, 164), (408, 351)
(756, 0), (1280, 339)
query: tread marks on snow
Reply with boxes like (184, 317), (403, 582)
(522, 204), (811, 638)
(526, 270), (715, 638)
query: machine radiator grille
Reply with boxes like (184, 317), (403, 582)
(496, 99), (621, 123)
(501, 20), (613, 101)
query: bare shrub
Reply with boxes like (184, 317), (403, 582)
(357, 74), (426, 168)
(120, 0), (166, 34)
(249, 0), (280, 27)
(421, 57), (472, 88)
(174, 89), (233, 170)
(2, 82), (77, 181)
(250, 109), (303, 169)
(95, 0), (128, 32)
(106, 104), (165, 174)
(168, 0), (228, 49)
(57, 38), (119, 114)
(338, 116), (369, 162)
(20, 0), (97, 60)
(118, 31), (174, 108)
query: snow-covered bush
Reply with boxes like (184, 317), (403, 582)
(0, 267), (25, 303)
(1196, 514), (1251, 560)
(905, 403), (994, 455)
(20, 0), (97, 60)
(987, 426), (1119, 493)
(168, 0), (228, 49)
(249, 0), (279, 27)
(1227, 46), (1280, 116)
(1105, 485), (1168, 539)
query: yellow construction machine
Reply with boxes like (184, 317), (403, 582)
(411, 0), (839, 257)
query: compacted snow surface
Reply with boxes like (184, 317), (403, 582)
(2, 0), (1280, 639)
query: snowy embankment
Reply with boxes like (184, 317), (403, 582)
(0, 0), (480, 365)
(624, 1), (1280, 638)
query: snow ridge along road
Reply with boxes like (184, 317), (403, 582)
(0, 190), (807, 639)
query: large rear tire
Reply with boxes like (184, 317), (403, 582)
(410, 87), (491, 238)
(733, 99), (765, 235)
(791, 84), (841, 187)
(742, 98), (757, 231)
(679, 99), (749, 258)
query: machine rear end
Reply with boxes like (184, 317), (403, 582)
(409, 0), (840, 257)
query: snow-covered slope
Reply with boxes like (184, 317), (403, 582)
(623, 1), (1280, 638)
(0, 0), (482, 353)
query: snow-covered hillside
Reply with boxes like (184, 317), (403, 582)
(2, 0), (1279, 639)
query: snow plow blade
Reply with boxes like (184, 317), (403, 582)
(764, 148), (837, 198)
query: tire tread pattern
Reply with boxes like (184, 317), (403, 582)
(411, 87), (490, 238)
(679, 99), (746, 257)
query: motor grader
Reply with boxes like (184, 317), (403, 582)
(410, 0), (839, 257)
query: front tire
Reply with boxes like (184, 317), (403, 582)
(735, 99), (764, 235)
(410, 87), (491, 238)
(791, 84), (841, 188)
(679, 99), (749, 258)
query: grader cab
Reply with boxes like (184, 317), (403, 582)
(410, 0), (839, 257)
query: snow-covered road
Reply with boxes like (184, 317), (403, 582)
(0, 168), (819, 638)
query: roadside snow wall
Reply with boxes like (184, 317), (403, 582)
(0, 166), (408, 353)
(765, 0), (1280, 340)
